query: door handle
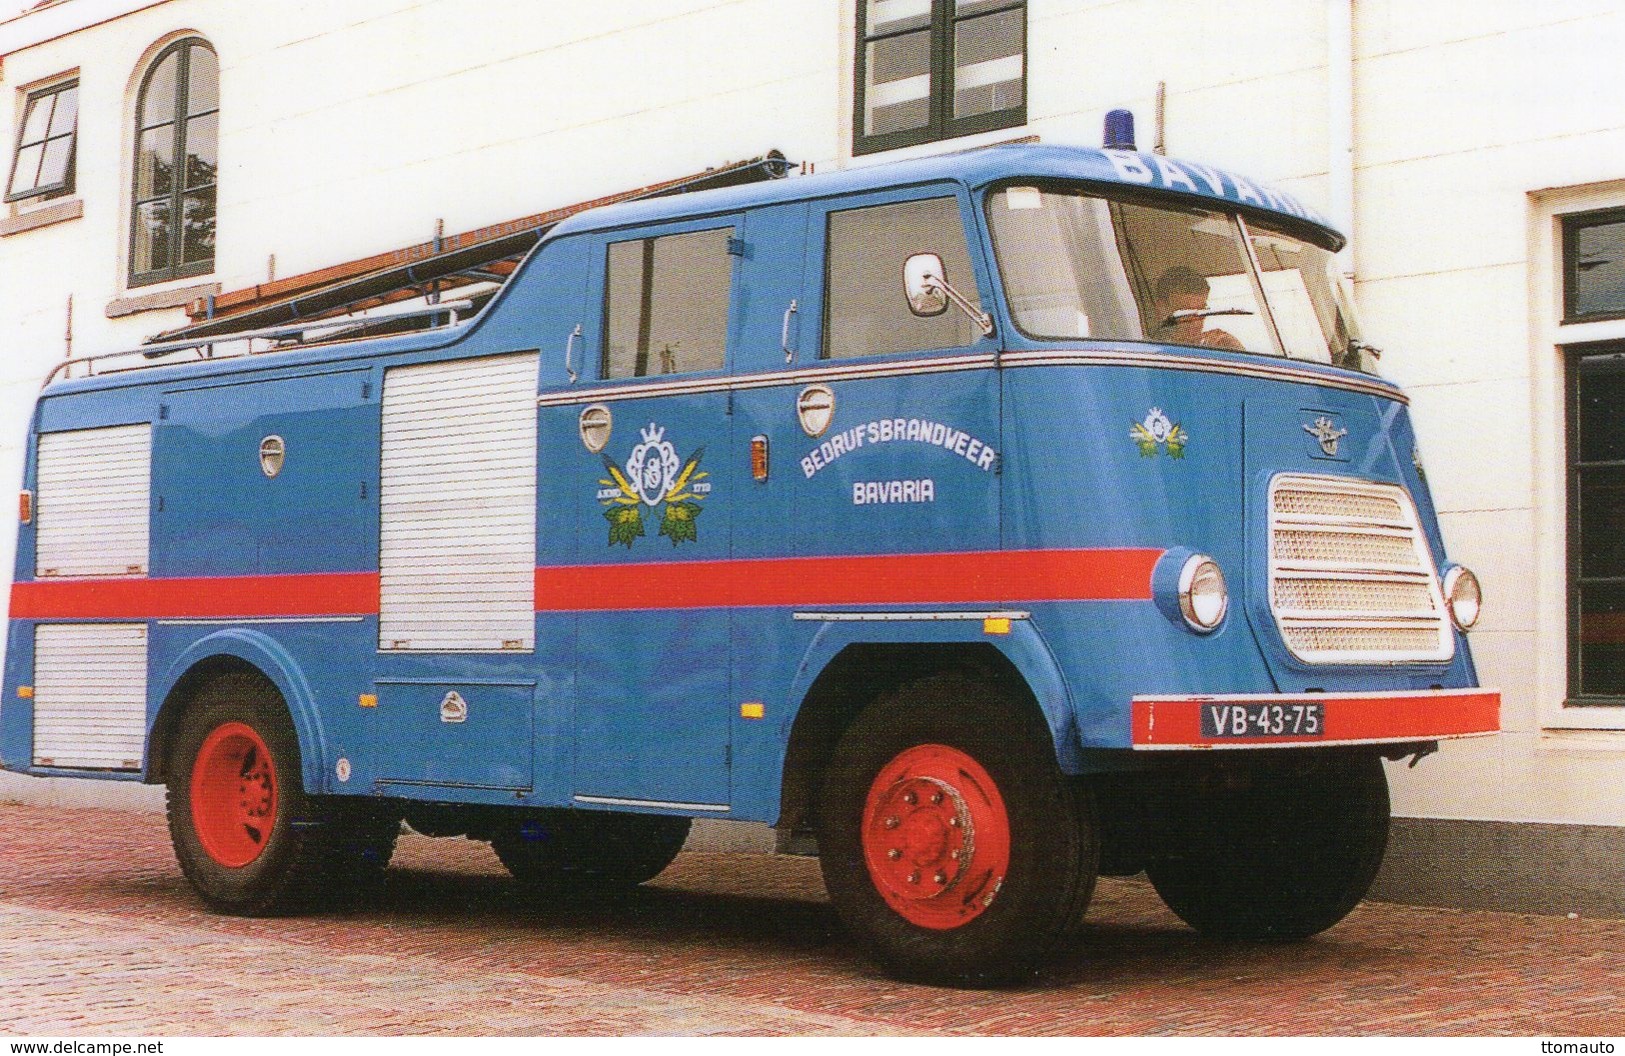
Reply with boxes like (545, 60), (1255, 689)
(564, 324), (583, 383)
(781, 300), (798, 364)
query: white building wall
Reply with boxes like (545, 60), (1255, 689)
(2, 0), (846, 355)
(3, 0), (1624, 874)
(1352, 0), (1625, 828)
(215, 0), (844, 287)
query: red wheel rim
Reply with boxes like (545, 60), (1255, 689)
(861, 743), (1011, 930)
(190, 721), (278, 868)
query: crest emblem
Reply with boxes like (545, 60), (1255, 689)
(1131, 407), (1188, 458)
(598, 423), (709, 547)
(626, 424), (683, 507)
(1304, 416), (1349, 457)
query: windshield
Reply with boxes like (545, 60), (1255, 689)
(1245, 224), (1372, 372)
(985, 185), (1373, 374)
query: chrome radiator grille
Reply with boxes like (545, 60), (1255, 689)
(1268, 474), (1453, 664)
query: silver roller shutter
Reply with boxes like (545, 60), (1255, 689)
(35, 423), (152, 578)
(32, 623), (149, 771)
(379, 351), (538, 652)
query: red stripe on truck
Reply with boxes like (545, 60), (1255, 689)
(10, 572), (381, 620)
(8, 548), (1163, 619)
(533, 548), (1163, 611)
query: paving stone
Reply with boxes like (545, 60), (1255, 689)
(1, 803), (1623, 1034)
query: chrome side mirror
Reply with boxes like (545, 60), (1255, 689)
(903, 253), (949, 317)
(902, 251), (995, 337)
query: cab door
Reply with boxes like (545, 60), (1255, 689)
(568, 216), (741, 809)
(789, 189), (1002, 570)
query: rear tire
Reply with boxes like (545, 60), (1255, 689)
(1145, 753), (1389, 941)
(166, 674), (396, 915)
(816, 674), (1097, 988)
(492, 809), (690, 888)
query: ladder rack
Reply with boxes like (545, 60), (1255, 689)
(43, 299), (473, 389)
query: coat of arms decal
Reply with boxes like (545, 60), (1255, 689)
(598, 423), (709, 547)
(1131, 407), (1188, 458)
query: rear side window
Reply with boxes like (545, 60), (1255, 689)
(823, 196), (982, 359)
(602, 226), (733, 378)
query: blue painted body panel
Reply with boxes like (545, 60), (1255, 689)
(2, 145), (1478, 823)
(154, 370), (377, 576)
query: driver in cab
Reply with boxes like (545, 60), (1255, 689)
(1152, 266), (1245, 351)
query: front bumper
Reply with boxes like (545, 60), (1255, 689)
(1130, 687), (1499, 749)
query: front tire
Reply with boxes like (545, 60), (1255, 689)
(1144, 752), (1390, 941)
(817, 674), (1097, 988)
(167, 674), (396, 915)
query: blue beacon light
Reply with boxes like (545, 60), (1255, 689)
(1103, 108), (1136, 151)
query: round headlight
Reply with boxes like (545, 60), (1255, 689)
(1442, 565), (1481, 631)
(1178, 554), (1229, 633)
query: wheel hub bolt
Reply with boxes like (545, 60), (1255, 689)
(908, 872), (920, 884)
(933, 872), (946, 884)
(902, 791), (916, 805)
(887, 848), (901, 860)
(884, 816), (900, 829)
(930, 791), (943, 804)
(950, 849), (961, 859)
(948, 816), (961, 828)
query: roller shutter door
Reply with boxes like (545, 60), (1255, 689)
(35, 423), (151, 578)
(32, 623), (149, 770)
(379, 351), (538, 652)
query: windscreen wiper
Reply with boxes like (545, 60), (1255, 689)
(1158, 307), (1255, 328)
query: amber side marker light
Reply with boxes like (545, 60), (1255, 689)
(750, 435), (769, 481)
(17, 686), (33, 699)
(18, 490), (31, 524)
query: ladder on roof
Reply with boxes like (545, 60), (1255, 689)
(48, 151), (793, 386)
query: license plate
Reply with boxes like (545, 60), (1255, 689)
(1200, 701), (1325, 738)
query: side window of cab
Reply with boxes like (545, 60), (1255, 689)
(601, 223), (736, 378)
(822, 195), (985, 359)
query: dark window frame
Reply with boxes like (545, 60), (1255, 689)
(1565, 340), (1625, 706)
(129, 37), (217, 288)
(1561, 207), (1625, 324)
(597, 221), (739, 381)
(853, 0), (1026, 157)
(6, 78), (79, 204)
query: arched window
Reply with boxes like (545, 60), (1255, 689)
(130, 38), (216, 287)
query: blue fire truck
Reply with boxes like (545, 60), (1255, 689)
(2, 140), (1497, 987)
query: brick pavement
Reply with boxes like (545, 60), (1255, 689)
(1, 802), (1623, 1036)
